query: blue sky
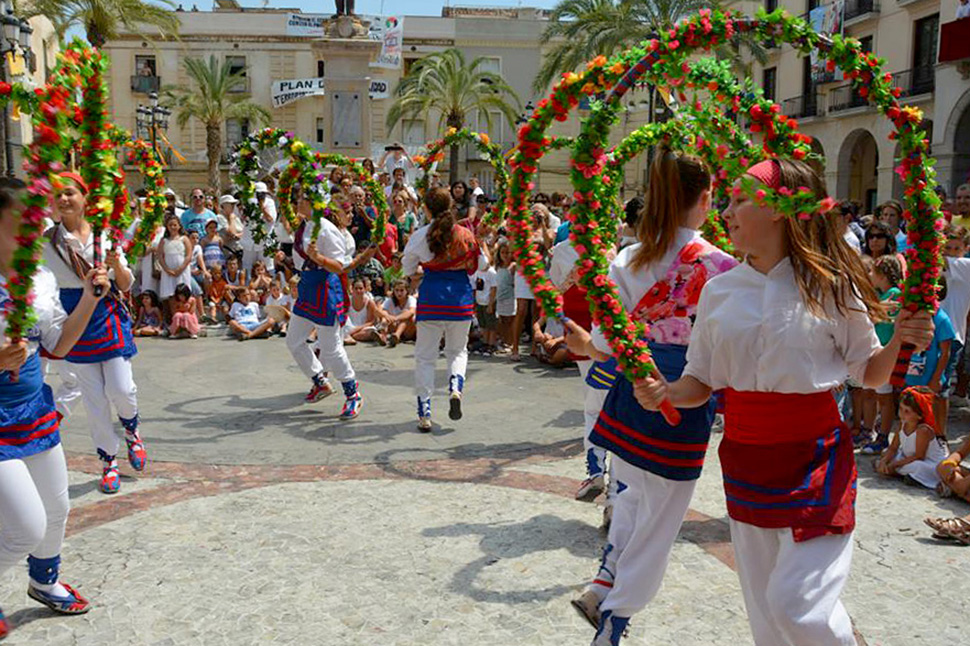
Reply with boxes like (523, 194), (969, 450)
(233, 1), (560, 17)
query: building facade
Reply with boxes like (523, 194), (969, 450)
(102, 3), (566, 194)
(729, 0), (966, 212)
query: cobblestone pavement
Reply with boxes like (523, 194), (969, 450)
(1, 338), (966, 645)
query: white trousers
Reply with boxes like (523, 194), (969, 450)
(577, 360), (609, 477)
(414, 320), (471, 401)
(286, 314), (355, 383)
(0, 445), (69, 580)
(597, 457), (697, 617)
(50, 361), (83, 419)
(73, 357), (139, 458)
(730, 520), (857, 646)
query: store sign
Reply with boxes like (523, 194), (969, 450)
(284, 13), (326, 37)
(272, 78), (326, 108)
(368, 79), (390, 99)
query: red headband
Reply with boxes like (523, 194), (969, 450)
(745, 160), (781, 190)
(902, 386), (938, 432)
(57, 172), (88, 194)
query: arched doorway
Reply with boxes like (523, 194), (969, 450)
(837, 129), (879, 214)
(893, 120), (933, 201)
(953, 107), (970, 193)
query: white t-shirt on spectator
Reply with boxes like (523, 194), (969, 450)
(382, 295), (416, 317)
(473, 267), (497, 306)
(958, 2), (970, 20)
(230, 301), (261, 326)
(943, 256), (970, 345)
(266, 293), (293, 310)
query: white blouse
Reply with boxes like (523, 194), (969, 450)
(590, 228), (700, 356)
(401, 224), (486, 276)
(0, 267), (66, 357)
(43, 224), (130, 290)
(294, 218), (352, 272)
(683, 258), (882, 393)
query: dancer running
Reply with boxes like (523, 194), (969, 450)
(402, 187), (486, 431)
(563, 148), (737, 644)
(43, 173), (147, 495)
(635, 159), (933, 646)
(284, 190), (362, 419)
(0, 178), (106, 635)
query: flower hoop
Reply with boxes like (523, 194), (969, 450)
(509, 7), (943, 392)
(414, 127), (510, 225)
(232, 128), (388, 254)
(0, 40), (127, 337)
(116, 136), (169, 263)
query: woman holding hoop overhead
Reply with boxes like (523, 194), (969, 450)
(635, 159), (934, 646)
(43, 173), (147, 496)
(284, 190), (363, 420)
(403, 187), (487, 431)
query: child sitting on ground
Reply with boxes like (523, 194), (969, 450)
(344, 278), (383, 345)
(228, 288), (277, 341)
(384, 252), (404, 287)
(532, 315), (570, 367)
(264, 281), (292, 335)
(876, 386), (949, 490)
(249, 259), (273, 304)
(133, 290), (164, 337)
(937, 434), (970, 501)
(381, 279), (416, 347)
(169, 283), (201, 339)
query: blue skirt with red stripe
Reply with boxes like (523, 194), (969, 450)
(60, 289), (137, 364)
(294, 268), (347, 327)
(0, 353), (60, 461)
(417, 269), (474, 322)
(590, 343), (714, 481)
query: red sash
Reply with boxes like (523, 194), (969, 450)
(720, 389), (856, 542)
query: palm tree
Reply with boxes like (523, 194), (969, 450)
(25, 0), (180, 47)
(534, 0), (766, 93)
(387, 48), (521, 184)
(164, 55), (271, 190)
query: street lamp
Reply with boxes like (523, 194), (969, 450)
(135, 91), (171, 163)
(0, 0), (32, 177)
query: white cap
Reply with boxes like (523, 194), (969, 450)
(164, 187), (177, 197)
(219, 194), (238, 205)
(254, 181), (268, 193)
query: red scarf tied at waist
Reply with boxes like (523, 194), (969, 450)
(719, 389), (856, 542)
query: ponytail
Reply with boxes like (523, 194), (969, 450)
(631, 145), (710, 269)
(425, 187), (455, 256)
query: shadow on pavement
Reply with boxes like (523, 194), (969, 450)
(423, 514), (602, 604)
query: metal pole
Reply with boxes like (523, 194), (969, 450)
(1, 61), (11, 177)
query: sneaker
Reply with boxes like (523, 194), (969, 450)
(417, 417), (432, 432)
(99, 463), (120, 495)
(27, 582), (91, 615)
(305, 382), (335, 403)
(852, 429), (873, 448)
(570, 589), (601, 630)
(860, 436), (889, 455)
(449, 392), (463, 421)
(387, 334), (399, 348)
(339, 395), (362, 420)
(124, 431), (147, 472)
(575, 475), (606, 502)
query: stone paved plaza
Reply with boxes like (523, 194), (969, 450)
(2, 336), (968, 645)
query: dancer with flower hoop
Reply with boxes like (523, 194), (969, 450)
(43, 173), (147, 495)
(284, 188), (364, 420)
(564, 146), (737, 644)
(635, 159), (934, 645)
(0, 179), (107, 637)
(402, 187), (487, 431)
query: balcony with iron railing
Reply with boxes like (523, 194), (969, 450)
(130, 75), (160, 94)
(890, 67), (935, 98)
(827, 83), (869, 113)
(843, 0), (878, 23)
(780, 94), (820, 119)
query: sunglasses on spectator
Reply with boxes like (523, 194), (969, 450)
(867, 233), (888, 240)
